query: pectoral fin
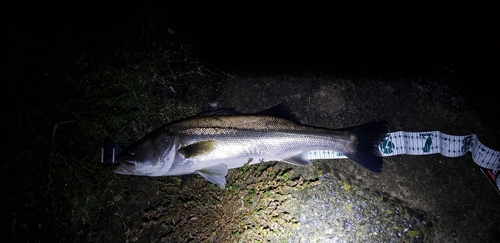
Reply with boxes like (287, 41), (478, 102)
(178, 140), (216, 158)
(195, 163), (228, 189)
(282, 153), (312, 166)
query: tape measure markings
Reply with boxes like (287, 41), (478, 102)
(309, 131), (500, 193)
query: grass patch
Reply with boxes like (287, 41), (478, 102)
(135, 163), (318, 242)
(4, 28), (234, 242)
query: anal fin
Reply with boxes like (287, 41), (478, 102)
(282, 153), (312, 166)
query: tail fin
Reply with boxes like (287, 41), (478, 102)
(342, 121), (388, 172)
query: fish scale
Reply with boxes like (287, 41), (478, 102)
(114, 104), (388, 188)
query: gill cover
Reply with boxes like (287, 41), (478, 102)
(114, 132), (179, 176)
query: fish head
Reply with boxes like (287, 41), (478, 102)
(113, 131), (179, 176)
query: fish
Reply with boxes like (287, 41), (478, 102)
(113, 104), (388, 189)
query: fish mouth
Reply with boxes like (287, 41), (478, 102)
(113, 160), (137, 175)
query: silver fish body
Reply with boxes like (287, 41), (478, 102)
(114, 105), (388, 188)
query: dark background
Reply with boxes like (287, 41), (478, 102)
(2, 1), (499, 241)
(3, 1), (498, 172)
(3, 1), (498, 91)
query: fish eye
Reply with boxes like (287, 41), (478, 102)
(128, 148), (137, 156)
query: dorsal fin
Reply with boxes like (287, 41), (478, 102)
(196, 108), (240, 116)
(256, 104), (301, 124)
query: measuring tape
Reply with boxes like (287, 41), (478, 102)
(103, 131), (500, 194)
(309, 131), (500, 194)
